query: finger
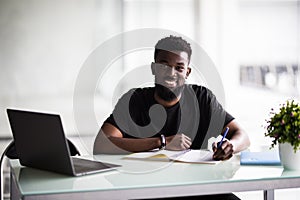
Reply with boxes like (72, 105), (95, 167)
(183, 140), (191, 149)
(180, 134), (192, 143)
(223, 153), (233, 160)
(184, 136), (192, 145)
(213, 149), (223, 160)
(180, 143), (187, 150)
(222, 148), (233, 160)
(212, 142), (218, 152)
(214, 150), (231, 161)
(213, 138), (228, 152)
(213, 141), (227, 160)
(223, 144), (234, 158)
(184, 135), (192, 142)
(182, 144), (188, 150)
(214, 141), (233, 160)
(213, 142), (223, 152)
(212, 141), (217, 148)
(180, 138), (190, 149)
(186, 141), (192, 148)
(178, 134), (190, 145)
(179, 133), (191, 140)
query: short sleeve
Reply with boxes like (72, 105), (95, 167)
(197, 86), (235, 147)
(104, 90), (135, 137)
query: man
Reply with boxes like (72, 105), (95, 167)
(94, 35), (250, 200)
(94, 35), (250, 159)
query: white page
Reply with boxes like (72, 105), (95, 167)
(124, 149), (220, 164)
(173, 150), (220, 164)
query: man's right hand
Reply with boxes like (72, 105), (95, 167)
(165, 133), (192, 151)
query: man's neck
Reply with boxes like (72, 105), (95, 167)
(154, 92), (181, 107)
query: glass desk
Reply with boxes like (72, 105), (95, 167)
(10, 154), (300, 200)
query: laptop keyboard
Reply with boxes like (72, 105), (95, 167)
(72, 157), (119, 174)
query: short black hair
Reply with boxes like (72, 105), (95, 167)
(154, 35), (192, 63)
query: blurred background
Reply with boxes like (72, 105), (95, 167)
(0, 0), (299, 199)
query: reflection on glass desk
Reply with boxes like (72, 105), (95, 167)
(9, 154), (300, 200)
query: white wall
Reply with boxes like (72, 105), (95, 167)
(0, 0), (299, 152)
(221, 0), (299, 149)
(0, 0), (123, 137)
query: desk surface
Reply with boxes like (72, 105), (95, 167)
(10, 154), (300, 200)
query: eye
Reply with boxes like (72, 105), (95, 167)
(175, 66), (184, 72)
(156, 63), (169, 70)
(163, 64), (169, 69)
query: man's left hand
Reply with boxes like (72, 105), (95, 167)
(212, 140), (234, 160)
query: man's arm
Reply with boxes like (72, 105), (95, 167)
(213, 119), (250, 160)
(93, 123), (161, 154)
(93, 123), (192, 154)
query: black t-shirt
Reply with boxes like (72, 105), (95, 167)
(104, 84), (234, 149)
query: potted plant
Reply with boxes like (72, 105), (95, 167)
(264, 99), (300, 170)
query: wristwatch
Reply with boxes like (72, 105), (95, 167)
(160, 134), (166, 150)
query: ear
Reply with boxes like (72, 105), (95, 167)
(185, 67), (191, 79)
(151, 62), (156, 75)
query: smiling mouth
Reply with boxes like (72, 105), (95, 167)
(161, 77), (177, 87)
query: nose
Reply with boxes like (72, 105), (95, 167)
(165, 66), (176, 76)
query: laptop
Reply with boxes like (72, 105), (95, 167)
(7, 109), (121, 176)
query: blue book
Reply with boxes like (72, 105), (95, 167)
(240, 151), (281, 166)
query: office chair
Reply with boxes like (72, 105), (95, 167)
(0, 139), (80, 200)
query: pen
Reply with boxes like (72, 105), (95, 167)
(217, 127), (229, 148)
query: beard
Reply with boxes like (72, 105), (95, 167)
(155, 83), (185, 102)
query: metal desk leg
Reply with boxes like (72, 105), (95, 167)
(264, 189), (274, 200)
(10, 171), (21, 200)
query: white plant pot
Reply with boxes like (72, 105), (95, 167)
(279, 143), (300, 170)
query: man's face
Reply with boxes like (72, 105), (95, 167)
(152, 50), (191, 101)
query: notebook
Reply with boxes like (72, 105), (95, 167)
(123, 149), (220, 164)
(240, 151), (281, 166)
(7, 109), (121, 176)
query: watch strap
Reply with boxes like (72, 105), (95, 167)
(160, 134), (166, 150)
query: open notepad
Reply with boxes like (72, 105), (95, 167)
(123, 149), (220, 164)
